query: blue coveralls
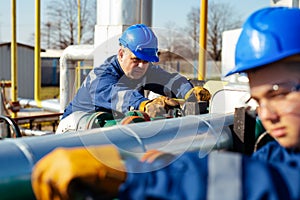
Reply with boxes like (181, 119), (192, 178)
(62, 55), (193, 119)
(119, 141), (300, 199)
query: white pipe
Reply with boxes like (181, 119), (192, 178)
(19, 98), (60, 112)
(59, 45), (94, 112)
(20, 128), (54, 136)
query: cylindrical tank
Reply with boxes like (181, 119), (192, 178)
(140, 0), (152, 26)
(97, 0), (152, 26)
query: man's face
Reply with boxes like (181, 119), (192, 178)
(248, 61), (300, 149)
(118, 48), (149, 79)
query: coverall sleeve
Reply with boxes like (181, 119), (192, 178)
(145, 65), (193, 99)
(119, 151), (300, 200)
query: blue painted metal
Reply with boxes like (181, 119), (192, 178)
(0, 113), (233, 199)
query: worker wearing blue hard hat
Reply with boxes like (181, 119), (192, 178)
(227, 6), (300, 150)
(119, 24), (159, 63)
(32, 7), (300, 200)
(57, 24), (210, 133)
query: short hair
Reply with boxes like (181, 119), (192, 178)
(120, 45), (133, 56)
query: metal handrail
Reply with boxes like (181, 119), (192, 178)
(0, 115), (22, 138)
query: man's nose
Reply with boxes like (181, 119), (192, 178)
(258, 102), (278, 121)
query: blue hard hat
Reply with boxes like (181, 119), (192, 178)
(119, 24), (159, 62)
(226, 7), (300, 76)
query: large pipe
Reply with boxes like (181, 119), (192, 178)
(19, 98), (60, 113)
(0, 113), (233, 199)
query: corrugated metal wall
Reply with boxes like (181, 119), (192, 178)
(0, 45), (11, 81)
(0, 43), (34, 99)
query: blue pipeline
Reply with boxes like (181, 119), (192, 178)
(0, 113), (233, 199)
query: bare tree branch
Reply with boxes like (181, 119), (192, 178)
(186, 1), (242, 61)
(41, 0), (96, 49)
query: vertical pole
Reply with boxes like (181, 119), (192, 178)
(76, 0), (81, 90)
(198, 0), (207, 81)
(11, 0), (17, 118)
(35, 0), (42, 107)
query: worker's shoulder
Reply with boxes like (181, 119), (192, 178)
(252, 141), (300, 165)
(94, 55), (121, 74)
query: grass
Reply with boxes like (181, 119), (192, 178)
(40, 86), (60, 100)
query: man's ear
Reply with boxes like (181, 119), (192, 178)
(118, 48), (124, 60)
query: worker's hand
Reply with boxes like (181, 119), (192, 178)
(141, 149), (175, 163)
(185, 86), (211, 102)
(140, 149), (176, 170)
(31, 145), (126, 200)
(140, 96), (180, 118)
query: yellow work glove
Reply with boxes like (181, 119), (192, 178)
(31, 145), (126, 200)
(139, 96), (180, 118)
(185, 86), (211, 102)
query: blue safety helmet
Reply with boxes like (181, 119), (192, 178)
(119, 24), (159, 62)
(226, 7), (300, 76)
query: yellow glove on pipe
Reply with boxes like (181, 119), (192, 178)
(31, 145), (126, 200)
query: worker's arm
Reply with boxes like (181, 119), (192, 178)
(120, 147), (300, 200)
(31, 143), (300, 200)
(144, 65), (193, 99)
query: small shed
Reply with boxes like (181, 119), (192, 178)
(0, 42), (40, 99)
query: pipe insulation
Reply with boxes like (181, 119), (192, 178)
(59, 45), (94, 112)
(19, 98), (60, 113)
(0, 113), (233, 199)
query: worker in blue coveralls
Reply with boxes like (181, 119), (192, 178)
(60, 24), (211, 122)
(32, 7), (300, 200)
